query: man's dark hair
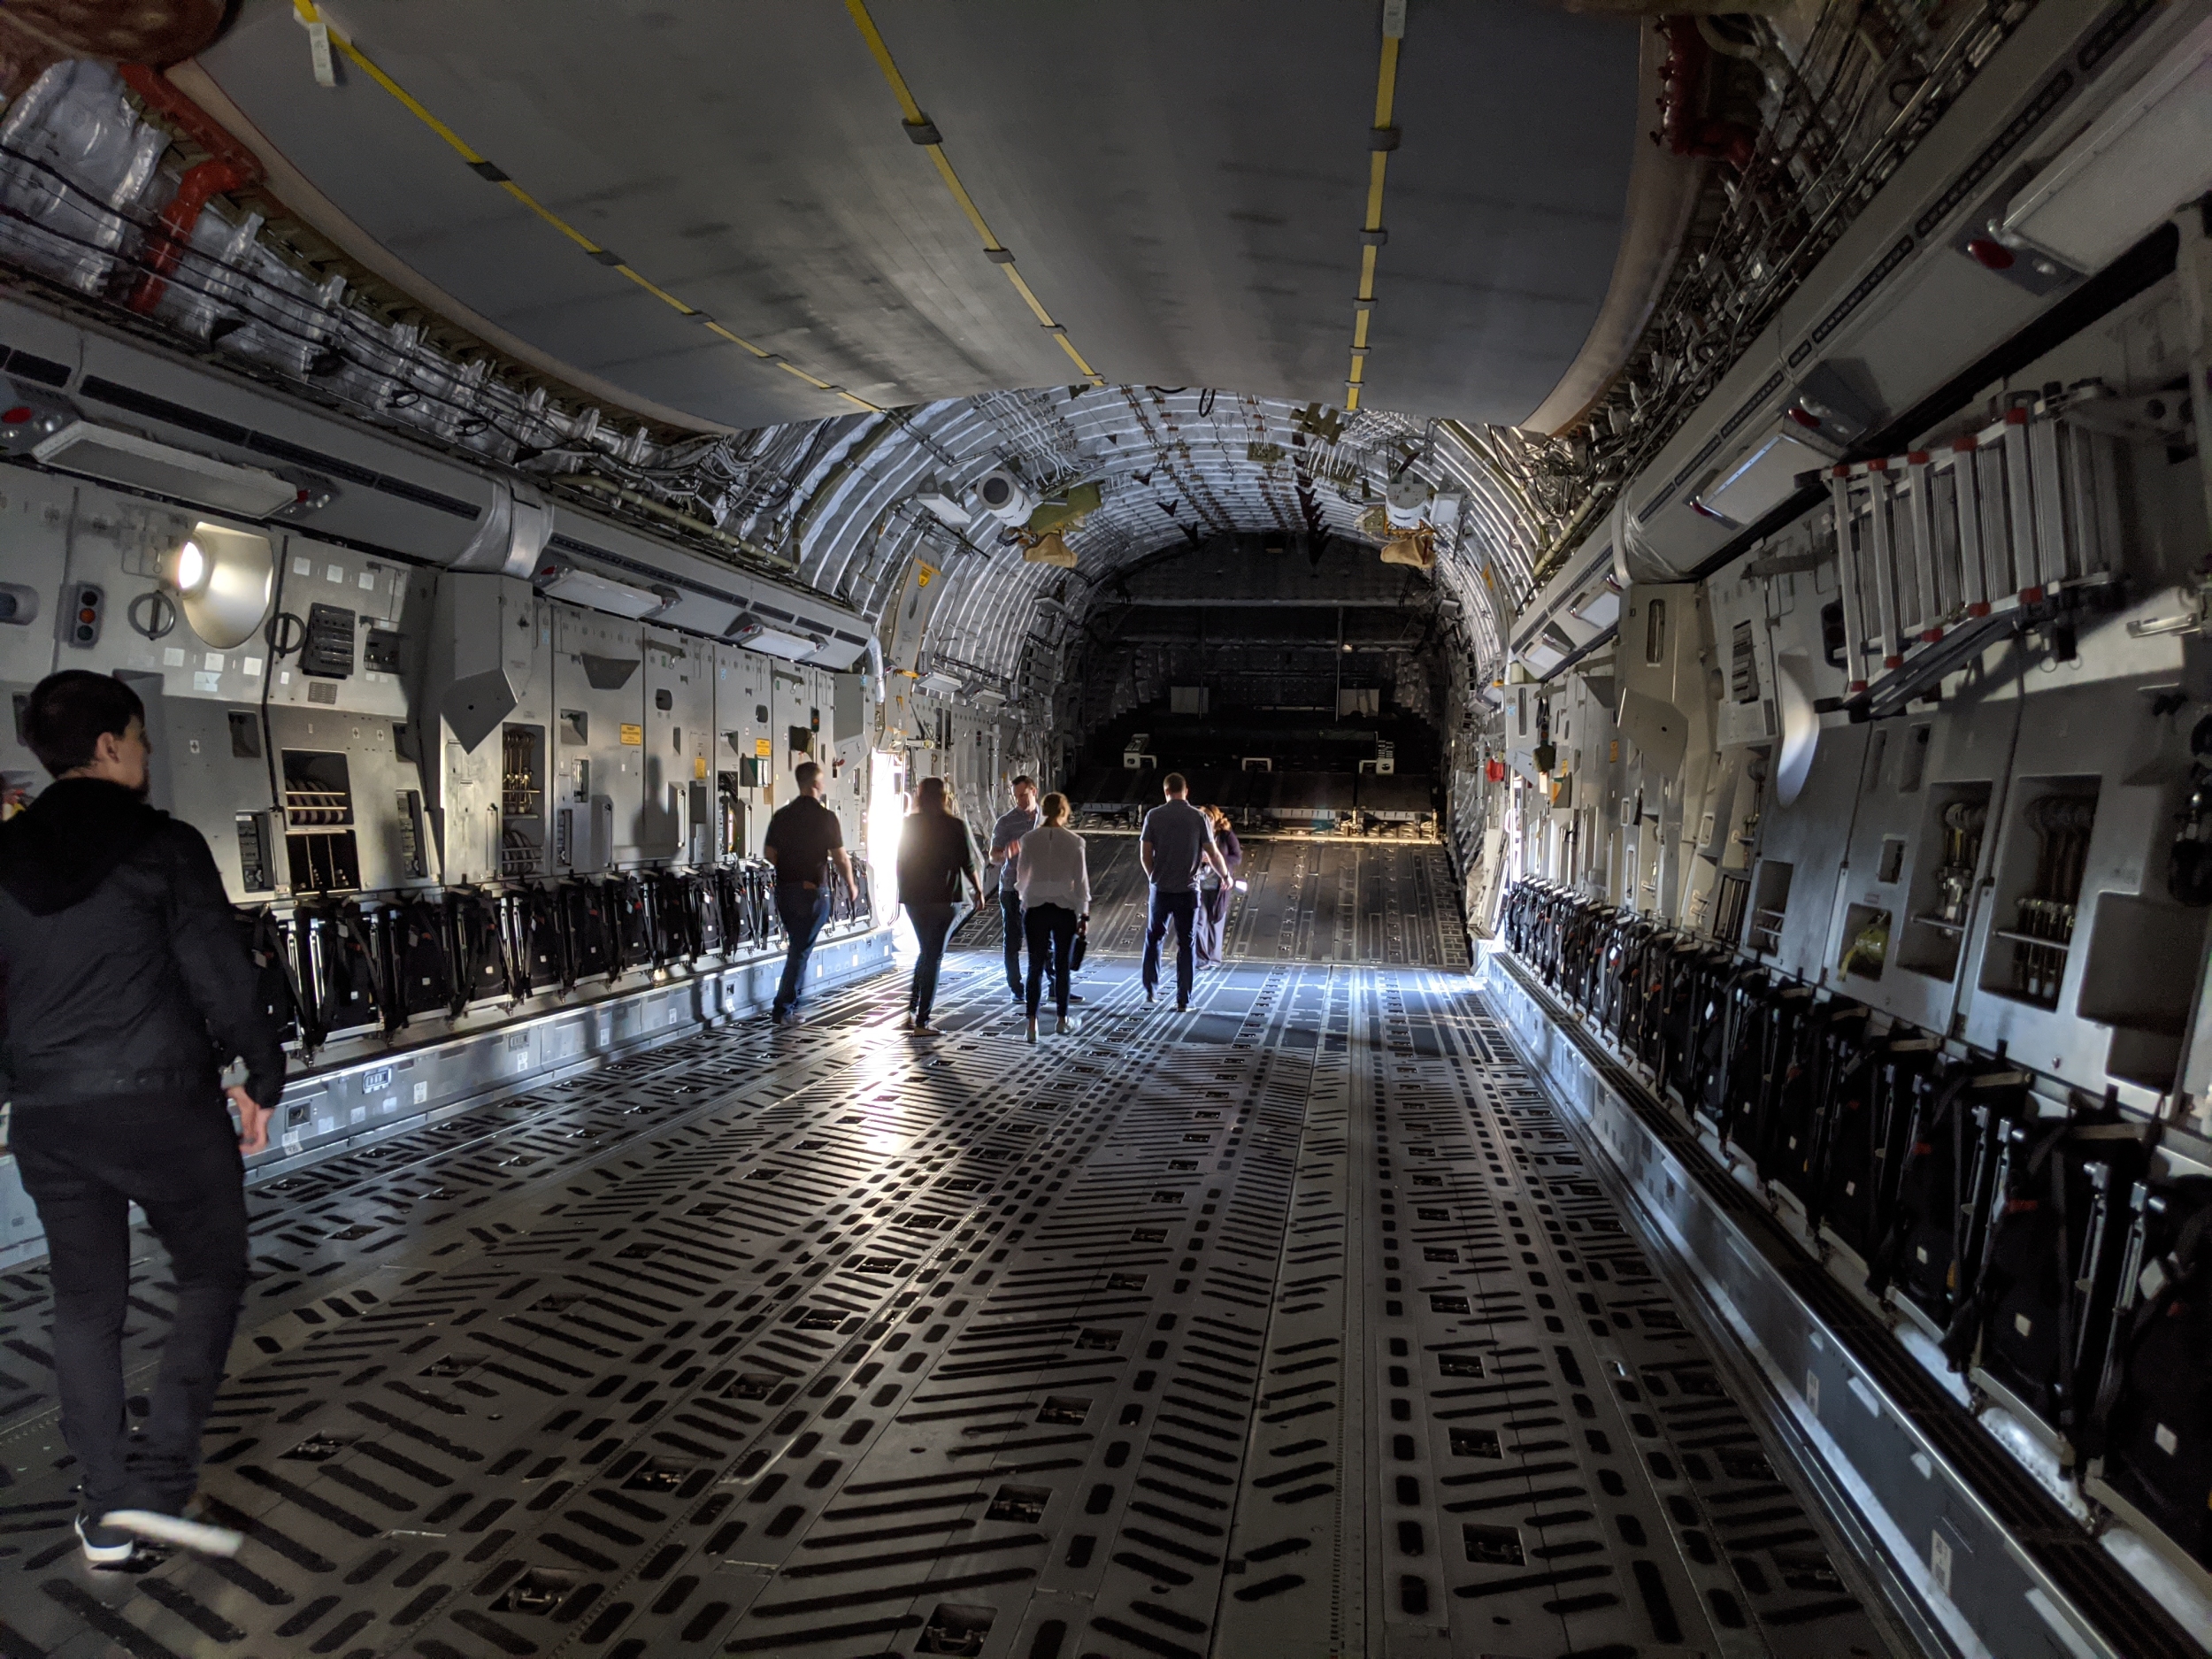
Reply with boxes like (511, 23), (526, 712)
(1011, 774), (1036, 791)
(1163, 772), (1188, 795)
(20, 671), (142, 778)
(793, 760), (822, 792)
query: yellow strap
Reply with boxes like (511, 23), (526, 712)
(1343, 18), (1405, 409)
(288, 1), (878, 411)
(844, 0), (1104, 386)
(843, 0), (927, 125)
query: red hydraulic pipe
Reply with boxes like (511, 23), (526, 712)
(1655, 17), (1757, 173)
(117, 62), (265, 315)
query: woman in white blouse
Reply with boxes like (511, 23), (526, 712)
(1014, 791), (1090, 1041)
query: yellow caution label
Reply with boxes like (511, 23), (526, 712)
(755, 737), (772, 758)
(619, 723), (643, 746)
(916, 561), (937, 588)
(694, 756), (707, 780)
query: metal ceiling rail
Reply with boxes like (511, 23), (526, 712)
(843, 0), (1108, 388)
(286, 0), (881, 412)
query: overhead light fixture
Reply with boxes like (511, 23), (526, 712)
(171, 522), (274, 649)
(534, 559), (676, 619)
(31, 420), (301, 518)
(1999, 19), (2212, 275)
(915, 481), (970, 527)
(727, 616), (826, 661)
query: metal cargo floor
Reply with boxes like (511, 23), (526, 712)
(0, 933), (1901, 1657)
(959, 838), (1470, 971)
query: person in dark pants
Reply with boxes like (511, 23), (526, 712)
(897, 776), (983, 1035)
(1140, 772), (1232, 1012)
(762, 760), (859, 1026)
(0, 672), (284, 1565)
(1194, 803), (1244, 968)
(1015, 792), (1090, 1041)
(987, 775), (1041, 1003)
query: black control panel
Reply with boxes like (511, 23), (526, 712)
(302, 603), (356, 678)
(236, 811), (273, 892)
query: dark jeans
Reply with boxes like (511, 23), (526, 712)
(1000, 889), (1025, 995)
(1143, 887), (1199, 1006)
(1195, 882), (1229, 965)
(773, 884), (833, 1017)
(1024, 902), (1079, 1018)
(12, 1095), (249, 1515)
(905, 902), (958, 1022)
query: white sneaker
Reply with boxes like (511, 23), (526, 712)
(77, 1513), (134, 1566)
(911, 1020), (941, 1037)
(1056, 1013), (1080, 1036)
(102, 1509), (242, 1558)
(1025, 1018), (1039, 1044)
(900, 1011), (914, 1031)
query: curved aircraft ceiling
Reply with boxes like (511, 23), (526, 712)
(198, 0), (1640, 430)
(733, 388), (1544, 692)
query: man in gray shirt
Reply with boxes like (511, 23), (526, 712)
(1140, 772), (1231, 1011)
(987, 776), (1041, 1002)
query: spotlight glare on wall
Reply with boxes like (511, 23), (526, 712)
(173, 538), (208, 595)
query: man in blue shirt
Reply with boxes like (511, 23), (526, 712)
(1140, 772), (1232, 1011)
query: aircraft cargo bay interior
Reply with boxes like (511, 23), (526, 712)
(0, 4), (2208, 1659)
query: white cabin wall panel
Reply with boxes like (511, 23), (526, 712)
(1959, 641), (2207, 1100)
(0, 475), (73, 767)
(712, 643), (774, 857)
(640, 627), (710, 864)
(552, 606), (647, 869)
(1746, 720), (1870, 983)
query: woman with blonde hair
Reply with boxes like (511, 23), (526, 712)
(1014, 791), (1089, 1041)
(896, 775), (982, 1035)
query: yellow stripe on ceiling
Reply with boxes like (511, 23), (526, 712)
(1345, 4), (1405, 412)
(844, 0), (1105, 387)
(287, 1), (879, 411)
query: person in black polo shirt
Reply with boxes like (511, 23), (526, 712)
(761, 761), (858, 1025)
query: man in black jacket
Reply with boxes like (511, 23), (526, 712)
(0, 672), (284, 1564)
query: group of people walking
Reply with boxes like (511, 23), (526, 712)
(0, 672), (1248, 1573)
(764, 767), (1246, 1034)
(881, 772), (1092, 1040)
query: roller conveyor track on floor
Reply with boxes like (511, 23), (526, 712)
(958, 838), (1470, 972)
(0, 943), (1904, 1659)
